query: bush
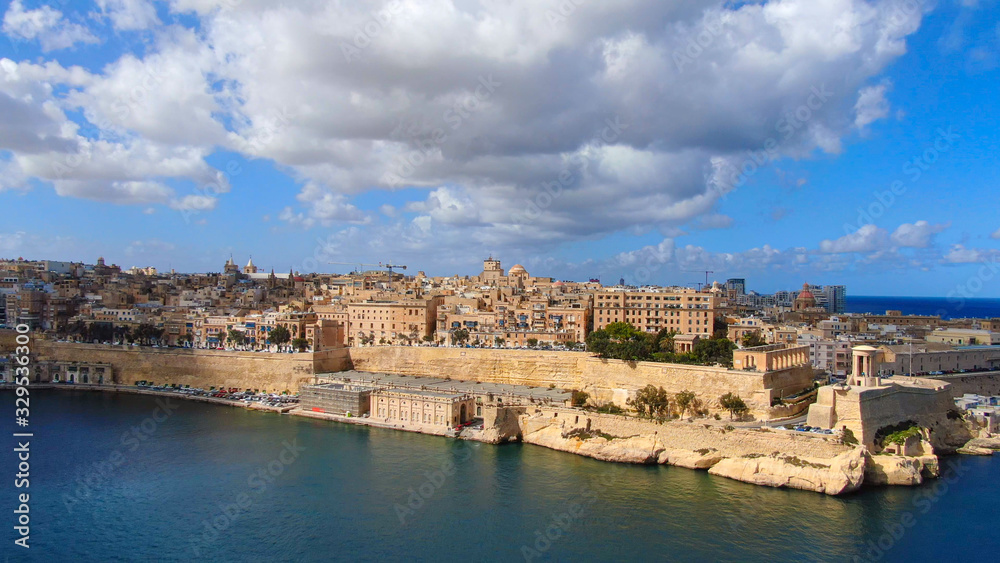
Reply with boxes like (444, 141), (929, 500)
(594, 403), (625, 415)
(571, 390), (590, 407)
(884, 426), (922, 446)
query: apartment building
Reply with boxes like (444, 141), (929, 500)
(593, 288), (717, 336)
(347, 296), (443, 345)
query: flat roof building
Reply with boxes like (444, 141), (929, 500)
(300, 383), (374, 416)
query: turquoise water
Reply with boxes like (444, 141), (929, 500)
(4, 391), (999, 562)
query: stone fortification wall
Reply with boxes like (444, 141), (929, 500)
(827, 381), (971, 451)
(33, 342), (351, 393)
(348, 346), (814, 415)
(928, 372), (1000, 398)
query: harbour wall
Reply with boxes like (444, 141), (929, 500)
(31, 341), (351, 393)
(20, 342), (813, 416)
(348, 346), (814, 415)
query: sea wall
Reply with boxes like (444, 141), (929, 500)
(32, 341), (351, 393)
(22, 342), (817, 417)
(349, 346), (814, 415)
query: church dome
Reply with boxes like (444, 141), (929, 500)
(509, 264), (527, 275)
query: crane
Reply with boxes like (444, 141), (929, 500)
(328, 261), (408, 288)
(682, 270), (715, 289)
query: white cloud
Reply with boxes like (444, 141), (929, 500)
(1, 0), (933, 253)
(169, 194), (217, 211)
(991, 228), (1000, 240)
(890, 220), (949, 248)
(943, 244), (997, 264)
(854, 83), (891, 130)
(94, 0), (160, 31)
(2, 0), (99, 51)
(820, 224), (889, 253)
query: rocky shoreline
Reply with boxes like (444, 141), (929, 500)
(15, 384), (995, 497)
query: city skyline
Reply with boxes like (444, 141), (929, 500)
(1, 1), (999, 297)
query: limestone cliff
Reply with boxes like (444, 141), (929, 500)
(520, 418), (663, 464)
(863, 454), (939, 486)
(707, 448), (866, 495)
(517, 411), (870, 495)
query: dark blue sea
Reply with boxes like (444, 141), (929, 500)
(847, 296), (1000, 320)
(4, 391), (1000, 562)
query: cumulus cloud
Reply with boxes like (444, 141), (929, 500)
(0, 0), (938, 267)
(820, 224), (889, 253)
(94, 0), (160, 31)
(854, 83), (891, 130)
(943, 244), (1000, 264)
(150, 0), (930, 245)
(2, 0), (99, 51)
(890, 220), (949, 248)
(169, 194), (217, 211)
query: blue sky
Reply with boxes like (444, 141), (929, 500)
(1, 0), (999, 296)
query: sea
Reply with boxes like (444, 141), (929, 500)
(3, 391), (999, 562)
(846, 296), (1000, 320)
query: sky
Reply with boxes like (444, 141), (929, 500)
(0, 0), (999, 297)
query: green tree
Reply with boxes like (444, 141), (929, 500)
(527, 338), (539, 348)
(585, 329), (611, 356)
(741, 331), (767, 348)
(269, 325), (291, 350)
(719, 392), (749, 420)
(674, 390), (697, 417)
(494, 336), (505, 348)
(587, 322), (653, 361)
(692, 338), (737, 367)
(571, 390), (590, 407)
(292, 337), (309, 352)
(629, 385), (670, 420)
(228, 329), (246, 347)
(712, 317), (729, 340)
(452, 328), (470, 346)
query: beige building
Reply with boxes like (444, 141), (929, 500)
(926, 328), (999, 346)
(347, 296), (443, 345)
(593, 288), (716, 336)
(878, 344), (1000, 375)
(371, 389), (475, 427)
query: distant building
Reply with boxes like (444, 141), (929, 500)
(926, 328), (1000, 347)
(726, 278), (746, 296)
